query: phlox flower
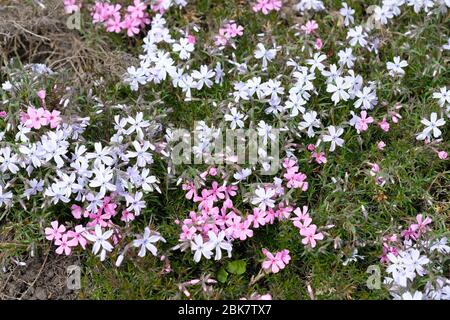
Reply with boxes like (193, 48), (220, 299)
(92, 2), (112, 24)
(311, 151), (327, 164)
(191, 234), (215, 262)
(54, 234), (77, 255)
(182, 181), (197, 199)
(322, 126), (345, 152)
(46, 110), (62, 129)
(301, 20), (318, 34)
(262, 248), (290, 273)
(207, 230), (232, 260)
(379, 117), (390, 132)
(386, 56), (408, 77)
(417, 112), (445, 140)
(223, 22), (244, 38)
(45, 221), (66, 241)
(173, 38), (195, 60)
(252, 0), (277, 15)
(437, 151), (448, 160)
(133, 227), (166, 257)
(84, 224), (114, 261)
(248, 208), (268, 228)
(23, 107), (48, 129)
(377, 141), (386, 150)
(70, 204), (84, 219)
(233, 219), (254, 241)
(251, 187), (275, 211)
(315, 38), (323, 50)
(180, 225), (197, 241)
(106, 15), (123, 33)
(410, 214), (432, 235)
(187, 34), (196, 44)
(355, 111), (374, 133)
(121, 14), (141, 37)
(64, 0), (81, 14)
(254, 43), (277, 70)
(300, 224), (324, 248)
(67, 225), (87, 249)
(120, 210), (135, 222)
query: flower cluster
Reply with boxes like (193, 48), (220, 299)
(174, 156), (323, 266)
(91, 0), (151, 36)
(64, 0), (82, 14)
(0, 63), (169, 264)
(261, 248), (290, 273)
(252, 0), (282, 15)
(214, 21), (244, 48)
(381, 214), (450, 300)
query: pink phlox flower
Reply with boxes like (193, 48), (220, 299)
(64, 0), (80, 14)
(194, 189), (214, 210)
(300, 224), (324, 248)
(92, 2), (111, 24)
(276, 205), (293, 220)
(224, 22), (244, 38)
(24, 107), (48, 129)
(311, 151), (327, 164)
(45, 221), (66, 241)
(379, 117), (390, 132)
(127, 0), (146, 19)
(121, 14), (141, 37)
(410, 214), (432, 234)
(102, 197), (117, 216)
(88, 208), (111, 227)
(106, 15), (123, 33)
(248, 208), (268, 228)
(182, 181), (197, 200)
(264, 208), (277, 225)
(262, 248), (288, 273)
(224, 185), (238, 198)
(301, 20), (319, 34)
(278, 249), (291, 265)
(355, 111), (374, 133)
(67, 225), (87, 249)
(55, 233), (77, 255)
(234, 219), (254, 240)
(187, 34), (197, 44)
(253, 0), (272, 15)
(208, 181), (226, 200)
(437, 151), (448, 160)
(315, 38), (323, 50)
(71, 204), (84, 219)
(121, 210), (135, 222)
(286, 172), (308, 190)
(181, 225), (197, 241)
(45, 110), (62, 129)
(401, 227), (419, 241)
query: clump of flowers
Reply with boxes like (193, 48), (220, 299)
(91, 0), (151, 36)
(173, 157), (324, 264)
(381, 214), (450, 300)
(252, 0), (282, 15)
(64, 0), (82, 13)
(214, 21), (244, 48)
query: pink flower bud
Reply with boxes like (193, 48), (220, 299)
(37, 89), (46, 100)
(377, 141), (386, 150)
(187, 34), (196, 44)
(438, 151), (448, 160)
(315, 38), (323, 50)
